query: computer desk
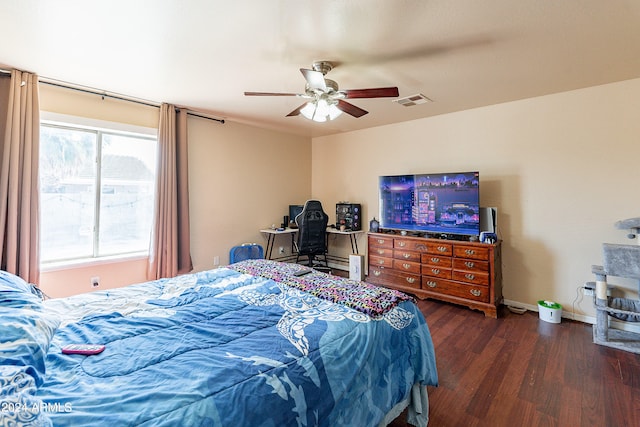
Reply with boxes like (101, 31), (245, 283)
(259, 228), (297, 260)
(259, 227), (364, 264)
(325, 227), (362, 254)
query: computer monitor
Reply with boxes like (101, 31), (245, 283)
(289, 204), (304, 224)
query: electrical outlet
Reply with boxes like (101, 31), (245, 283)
(91, 276), (100, 288)
(279, 246), (285, 254)
(213, 256), (220, 267)
(583, 287), (594, 296)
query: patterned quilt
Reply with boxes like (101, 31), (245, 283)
(0, 262), (438, 426)
(228, 259), (414, 318)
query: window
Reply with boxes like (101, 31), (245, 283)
(39, 118), (157, 264)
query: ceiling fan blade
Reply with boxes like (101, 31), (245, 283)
(343, 87), (399, 99)
(244, 91), (299, 96)
(300, 68), (327, 91)
(337, 100), (368, 118)
(286, 103), (307, 117)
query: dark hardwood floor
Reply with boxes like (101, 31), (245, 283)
(389, 298), (640, 427)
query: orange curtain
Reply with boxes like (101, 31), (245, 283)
(0, 70), (40, 284)
(147, 103), (192, 279)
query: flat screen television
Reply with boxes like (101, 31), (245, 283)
(378, 171), (480, 237)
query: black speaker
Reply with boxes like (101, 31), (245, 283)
(336, 203), (361, 231)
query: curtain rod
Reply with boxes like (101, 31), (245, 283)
(0, 68), (225, 124)
(42, 80), (160, 108)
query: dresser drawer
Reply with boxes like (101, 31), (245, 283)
(370, 246), (393, 258)
(367, 266), (389, 286)
(393, 259), (421, 274)
(387, 271), (421, 290)
(393, 249), (421, 263)
(453, 245), (489, 260)
(452, 269), (489, 286)
(369, 266), (421, 290)
(369, 235), (394, 249)
(369, 255), (393, 268)
(422, 277), (489, 303)
(422, 253), (452, 268)
(452, 258), (489, 273)
(394, 238), (427, 252)
(421, 265), (452, 279)
(424, 241), (453, 256)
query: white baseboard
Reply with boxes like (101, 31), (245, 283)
(327, 261), (348, 271)
(503, 299), (640, 333)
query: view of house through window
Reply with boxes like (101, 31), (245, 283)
(39, 122), (157, 263)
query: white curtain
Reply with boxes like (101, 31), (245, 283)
(0, 70), (41, 283)
(147, 103), (192, 279)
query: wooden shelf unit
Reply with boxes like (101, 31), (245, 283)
(367, 232), (503, 317)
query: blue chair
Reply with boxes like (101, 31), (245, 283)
(229, 243), (264, 264)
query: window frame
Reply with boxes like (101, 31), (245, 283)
(39, 112), (158, 269)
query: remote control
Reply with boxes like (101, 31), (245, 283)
(293, 269), (311, 277)
(62, 344), (105, 355)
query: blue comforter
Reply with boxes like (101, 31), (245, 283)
(1, 263), (437, 426)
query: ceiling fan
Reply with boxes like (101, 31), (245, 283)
(244, 61), (399, 122)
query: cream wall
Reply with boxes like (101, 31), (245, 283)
(38, 84), (311, 297)
(187, 117), (311, 272)
(311, 78), (640, 320)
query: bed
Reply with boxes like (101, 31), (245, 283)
(1, 259), (438, 426)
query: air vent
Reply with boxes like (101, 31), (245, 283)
(394, 93), (432, 107)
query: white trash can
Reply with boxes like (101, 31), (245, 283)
(538, 300), (562, 324)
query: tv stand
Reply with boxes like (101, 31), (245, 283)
(367, 232), (503, 317)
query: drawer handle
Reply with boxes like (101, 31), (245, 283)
(373, 270), (381, 276)
(431, 268), (440, 274)
(470, 289), (482, 297)
(465, 273), (476, 280)
(464, 261), (475, 268)
(437, 246), (447, 252)
(465, 249), (476, 255)
(426, 281), (437, 288)
(430, 257), (440, 263)
(402, 263), (411, 269)
(398, 241), (406, 247)
(377, 249), (385, 255)
(402, 253), (411, 259)
(406, 277), (416, 284)
(377, 239), (385, 244)
(377, 259), (385, 265)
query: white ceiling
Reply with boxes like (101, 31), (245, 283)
(2, 0), (640, 138)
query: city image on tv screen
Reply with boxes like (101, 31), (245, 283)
(378, 171), (480, 236)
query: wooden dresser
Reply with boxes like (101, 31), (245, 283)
(367, 232), (503, 317)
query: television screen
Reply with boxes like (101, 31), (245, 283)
(378, 171), (480, 236)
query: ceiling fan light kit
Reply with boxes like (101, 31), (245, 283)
(300, 98), (343, 122)
(244, 60), (399, 122)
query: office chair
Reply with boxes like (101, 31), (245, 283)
(295, 200), (329, 268)
(229, 243), (264, 264)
